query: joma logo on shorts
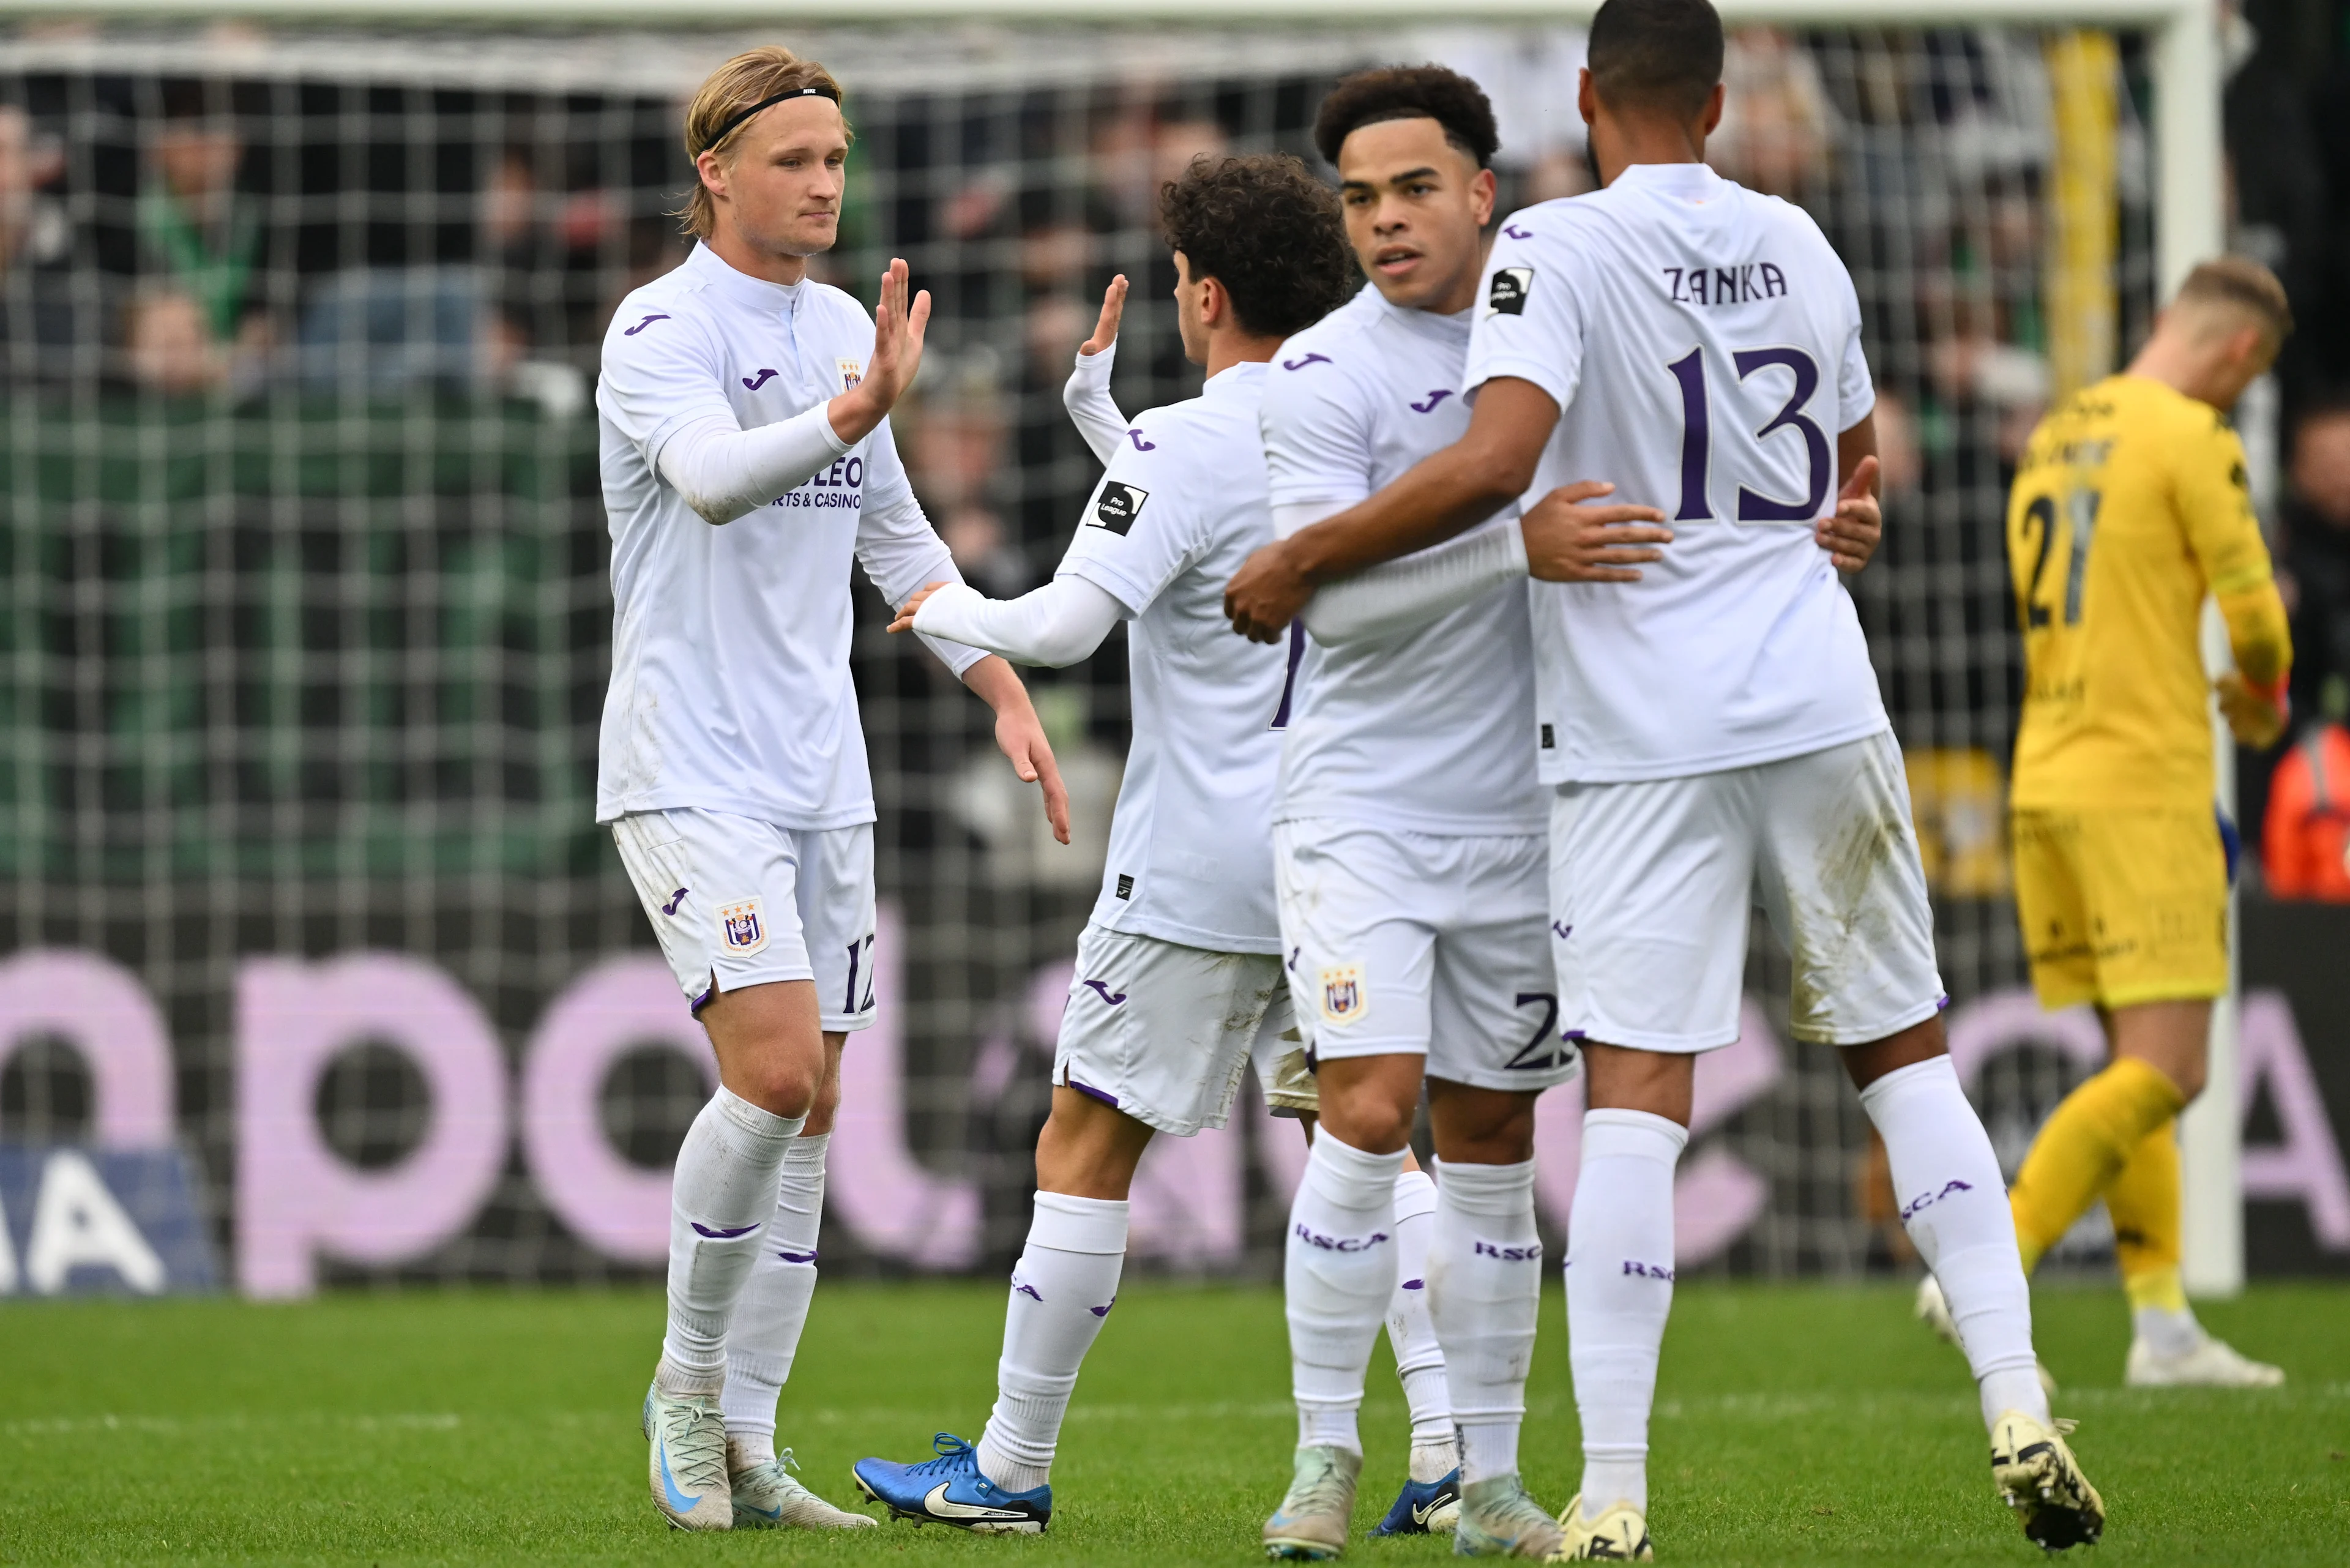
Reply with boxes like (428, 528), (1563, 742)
(1474, 1240), (1543, 1263)
(1899, 1178), (1975, 1222)
(1293, 1223), (1389, 1253)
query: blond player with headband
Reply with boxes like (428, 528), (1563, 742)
(596, 47), (1067, 1531)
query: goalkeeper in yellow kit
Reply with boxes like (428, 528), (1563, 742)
(1920, 258), (2294, 1386)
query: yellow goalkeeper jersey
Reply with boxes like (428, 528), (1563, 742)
(2007, 373), (2289, 811)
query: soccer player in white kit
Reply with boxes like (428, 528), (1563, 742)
(1253, 68), (1580, 1562)
(844, 154), (1357, 1536)
(1241, 67), (1873, 1562)
(597, 48), (1069, 1533)
(1227, 1), (2104, 1557)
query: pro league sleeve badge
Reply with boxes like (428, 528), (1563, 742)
(1091, 480), (1149, 535)
(1485, 266), (1534, 318)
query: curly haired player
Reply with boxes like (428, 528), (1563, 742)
(849, 152), (1354, 1536)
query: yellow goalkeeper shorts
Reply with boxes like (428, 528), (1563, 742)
(2010, 807), (2228, 1011)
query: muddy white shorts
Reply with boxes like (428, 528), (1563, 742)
(611, 807), (878, 1029)
(1053, 922), (1295, 1137)
(1273, 819), (1575, 1093)
(1548, 731), (1946, 1053)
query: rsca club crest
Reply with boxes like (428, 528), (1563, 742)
(715, 897), (768, 955)
(1318, 963), (1368, 1026)
(837, 358), (864, 392)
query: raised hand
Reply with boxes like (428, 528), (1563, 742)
(886, 581), (952, 635)
(828, 257), (931, 446)
(1080, 275), (1128, 357)
(1520, 482), (1673, 583)
(1816, 455), (1881, 573)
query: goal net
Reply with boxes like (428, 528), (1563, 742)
(0, 17), (2161, 1286)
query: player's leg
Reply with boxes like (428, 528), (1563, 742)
(857, 929), (1278, 1533)
(2097, 1010), (2280, 1384)
(2005, 812), (2195, 1279)
(718, 825), (878, 1529)
(1562, 1044), (1687, 1564)
(1423, 1079), (1554, 1559)
(1765, 738), (2099, 1550)
(1376, 1148), (1458, 1531)
(1265, 822), (1434, 1559)
(1416, 830), (1569, 1558)
(611, 808), (824, 1530)
(1547, 771), (1751, 1561)
(1252, 1026), (1460, 1536)
(2002, 810), (2275, 1384)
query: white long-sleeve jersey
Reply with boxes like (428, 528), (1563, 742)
(594, 242), (984, 828)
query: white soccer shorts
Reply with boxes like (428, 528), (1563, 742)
(1273, 819), (1575, 1093)
(1053, 922), (1294, 1137)
(611, 807), (878, 1030)
(1548, 730), (1947, 1053)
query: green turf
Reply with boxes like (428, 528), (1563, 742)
(1, 1281), (2344, 1565)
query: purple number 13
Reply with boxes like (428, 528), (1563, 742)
(1666, 345), (1830, 523)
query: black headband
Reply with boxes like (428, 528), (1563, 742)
(697, 84), (841, 156)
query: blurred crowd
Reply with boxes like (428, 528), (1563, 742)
(4, 11), (2349, 894)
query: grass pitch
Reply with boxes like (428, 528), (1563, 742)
(1, 1280), (2344, 1565)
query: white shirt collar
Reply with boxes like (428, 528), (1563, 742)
(1205, 360), (1268, 395)
(1610, 162), (1729, 203)
(1373, 286), (1474, 343)
(683, 241), (810, 312)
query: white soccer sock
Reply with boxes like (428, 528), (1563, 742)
(720, 1131), (829, 1446)
(1428, 1158), (1542, 1486)
(726, 1431), (775, 1470)
(1287, 1133), (1407, 1456)
(1567, 1109), (1687, 1520)
(1859, 1055), (2050, 1431)
(1387, 1169), (1457, 1479)
(975, 1190), (1130, 1495)
(2133, 1304), (2204, 1358)
(659, 1086), (804, 1392)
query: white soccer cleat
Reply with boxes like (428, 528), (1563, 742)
(731, 1450), (877, 1529)
(1551, 1494), (1652, 1561)
(1914, 1274), (2059, 1399)
(1989, 1409), (2105, 1551)
(1452, 1473), (1564, 1558)
(1263, 1444), (1361, 1559)
(643, 1380), (732, 1530)
(2125, 1332), (2285, 1387)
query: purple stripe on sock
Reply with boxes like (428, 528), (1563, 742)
(1400, 1278), (1425, 1291)
(1067, 1077), (1119, 1108)
(775, 1249), (818, 1264)
(691, 1222), (760, 1239)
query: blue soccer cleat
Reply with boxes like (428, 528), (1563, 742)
(1371, 1467), (1461, 1536)
(852, 1433), (1052, 1534)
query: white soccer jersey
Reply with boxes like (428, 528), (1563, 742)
(1464, 162), (1889, 784)
(594, 243), (980, 828)
(1057, 362), (1287, 954)
(1261, 285), (1543, 835)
